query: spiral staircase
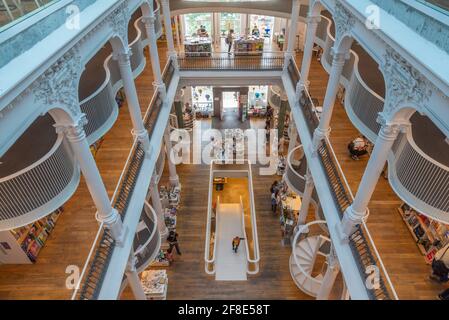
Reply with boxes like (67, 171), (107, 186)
(290, 221), (341, 299)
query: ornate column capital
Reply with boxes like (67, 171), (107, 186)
(113, 48), (132, 67)
(376, 113), (404, 141)
(381, 46), (432, 117)
(32, 48), (83, 117)
(142, 15), (156, 26)
(330, 47), (350, 66)
(334, 2), (356, 41)
(56, 114), (88, 142)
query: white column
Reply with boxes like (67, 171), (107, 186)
(150, 175), (169, 239)
(316, 248), (340, 300)
(174, 16), (181, 49)
(313, 49), (348, 149)
(142, 15), (166, 95)
(114, 51), (151, 154)
(300, 15), (321, 88)
(286, 0), (300, 56)
(125, 254), (147, 300)
(297, 170), (314, 226)
(288, 119), (298, 158)
(340, 120), (402, 239)
(161, 0), (176, 60)
(64, 116), (124, 244)
(164, 125), (180, 187)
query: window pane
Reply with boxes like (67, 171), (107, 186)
(220, 13), (241, 36)
(184, 13), (212, 37)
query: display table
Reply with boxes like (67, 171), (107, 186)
(141, 270), (168, 300)
(234, 36), (265, 55)
(184, 37), (212, 57)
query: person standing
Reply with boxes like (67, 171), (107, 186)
(226, 29), (234, 54)
(232, 236), (244, 253)
(167, 230), (182, 255)
(271, 192), (277, 214)
(430, 243), (449, 283)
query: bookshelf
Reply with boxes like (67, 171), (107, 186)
(398, 203), (449, 264)
(0, 208), (63, 264)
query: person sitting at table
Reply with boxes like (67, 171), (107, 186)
(252, 25), (260, 37)
(348, 136), (369, 160)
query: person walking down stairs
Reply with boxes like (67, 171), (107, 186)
(232, 236), (244, 253)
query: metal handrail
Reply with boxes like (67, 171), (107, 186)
(241, 160), (260, 274)
(178, 51), (285, 70)
(204, 158), (218, 274)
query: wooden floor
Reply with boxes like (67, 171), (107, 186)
(0, 40), (446, 300)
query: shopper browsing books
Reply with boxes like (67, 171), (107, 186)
(225, 29), (234, 54)
(430, 243), (449, 283)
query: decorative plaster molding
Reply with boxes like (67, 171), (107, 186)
(32, 48), (83, 117)
(381, 46), (432, 116)
(107, 2), (131, 48)
(334, 2), (356, 42)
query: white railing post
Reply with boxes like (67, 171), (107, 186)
(284, 0), (301, 67)
(61, 115), (125, 245)
(339, 116), (403, 239)
(297, 169), (314, 227)
(125, 254), (147, 300)
(149, 173), (169, 240)
(113, 50), (152, 155)
(313, 48), (350, 150)
(164, 125), (180, 187)
(161, 0), (178, 66)
(301, 15), (321, 88)
(316, 247), (340, 300)
(142, 11), (167, 97)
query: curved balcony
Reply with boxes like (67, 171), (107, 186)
(315, 14), (449, 223)
(80, 12), (149, 145)
(0, 129), (80, 230)
(284, 146), (325, 222)
(0, 4), (162, 231)
(390, 131), (449, 222)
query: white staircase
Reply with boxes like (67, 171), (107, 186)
(289, 221), (333, 298)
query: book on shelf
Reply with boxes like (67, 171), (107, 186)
(10, 207), (63, 262)
(398, 203), (449, 263)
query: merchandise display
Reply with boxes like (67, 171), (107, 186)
(398, 203), (449, 264)
(234, 36), (265, 55)
(184, 37), (212, 57)
(141, 269), (168, 300)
